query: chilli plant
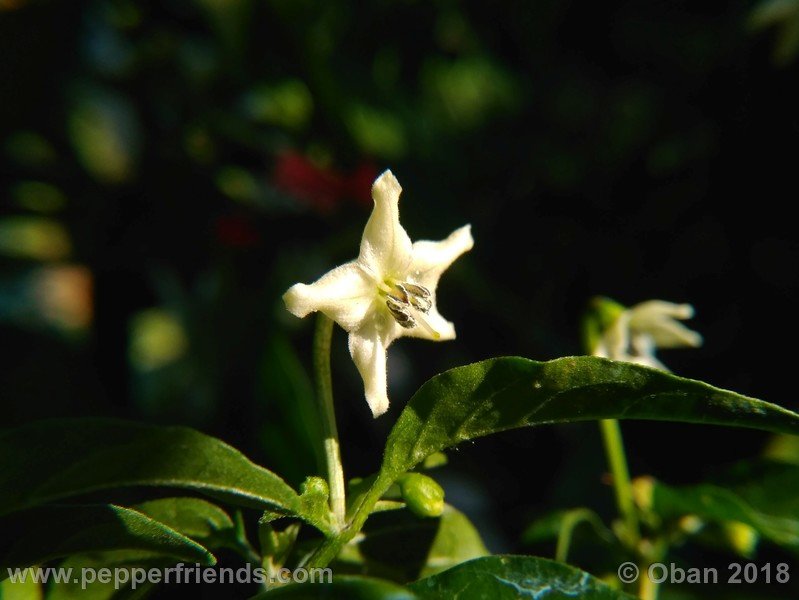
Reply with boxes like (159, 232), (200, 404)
(2, 170), (799, 600)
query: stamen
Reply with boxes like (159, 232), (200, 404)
(386, 296), (415, 328)
(409, 295), (431, 313)
(403, 282), (430, 299)
(383, 280), (435, 331)
(399, 282), (432, 313)
(391, 283), (410, 304)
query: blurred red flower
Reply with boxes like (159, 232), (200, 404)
(214, 215), (261, 248)
(273, 151), (376, 212)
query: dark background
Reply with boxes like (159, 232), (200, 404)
(2, 0), (798, 587)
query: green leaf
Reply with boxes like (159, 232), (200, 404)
(523, 508), (611, 544)
(638, 460), (799, 552)
(335, 505), (489, 582)
(259, 522), (300, 571)
(1, 568), (43, 600)
(31, 511), (216, 599)
(722, 460), (799, 518)
(132, 497), (237, 550)
(0, 504), (213, 576)
(252, 576), (417, 599)
(522, 508), (615, 563)
(47, 554), (159, 600)
(408, 555), (632, 599)
(0, 418), (300, 517)
(382, 357), (799, 477)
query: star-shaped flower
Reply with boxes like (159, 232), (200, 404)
(588, 298), (702, 371)
(283, 170), (473, 417)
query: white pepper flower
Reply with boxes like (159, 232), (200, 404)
(590, 298), (702, 371)
(283, 170), (473, 417)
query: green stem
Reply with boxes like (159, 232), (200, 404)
(639, 567), (658, 600)
(553, 509), (614, 563)
(555, 523), (573, 564)
(599, 418), (640, 549)
(313, 314), (346, 530)
(305, 473), (394, 569)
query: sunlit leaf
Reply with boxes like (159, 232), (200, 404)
(0, 568), (42, 600)
(381, 357), (799, 478)
(408, 555), (632, 599)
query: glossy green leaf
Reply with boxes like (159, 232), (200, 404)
(336, 505), (489, 582)
(382, 357), (799, 477)
(252, 576), (417, 599)
(408, 555), (632, 599)
(0, 504), (213, 576)
(0, 418), (300, 517)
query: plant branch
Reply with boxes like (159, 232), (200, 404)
(312, 314), (346, 530)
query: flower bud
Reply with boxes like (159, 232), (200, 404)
(301, 475), (329, 498)
(582, 296), (626, 355)
(398, 473), (445, 518)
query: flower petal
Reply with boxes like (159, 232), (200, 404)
(628, 301), (702, 348)
(408, 224), (474, 289)
(348, 319), (392, 417)
(358, 170), (413, 278)
(630, 333), (670, 370)
(283, 262), (376, 331)
(594, 312), (631, 361)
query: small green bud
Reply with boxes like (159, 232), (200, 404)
(300, 475), (329, 497)
(398, 473), (445, 518)
(582, 296), (626, 354)
(724, 521), (759, 557)
(421, 451), (448, 470)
